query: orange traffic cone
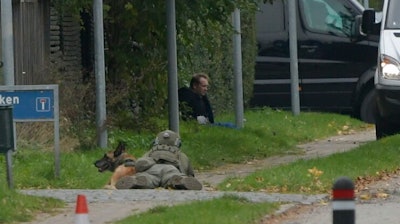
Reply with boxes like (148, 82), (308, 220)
(75, 194), (90, 224)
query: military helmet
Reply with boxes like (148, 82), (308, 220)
(154, 130), (181, 147)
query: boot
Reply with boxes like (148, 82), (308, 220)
(115, 176), (149, 189)
(168, 175), (202, 190)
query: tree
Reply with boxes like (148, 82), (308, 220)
(53, 0), (261, 131)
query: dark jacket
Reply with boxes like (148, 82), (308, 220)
(178, 87), (214, 123)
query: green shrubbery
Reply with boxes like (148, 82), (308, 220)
(52, 1), (259, 141)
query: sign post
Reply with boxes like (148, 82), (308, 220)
(0, 85), (60, 177)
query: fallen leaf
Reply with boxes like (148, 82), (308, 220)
(359, 194), (371, 200)
(376, 192), (389, 199)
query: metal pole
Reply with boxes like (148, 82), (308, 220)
(288, 0), (300, 115)
(93, 0), (107, 148)
(1, 0), (15, 86)
(363, 0), (369, 8)
(53, 85), (60, 178)
(232, 8), (244, 128)
(6, 150), (13, 189)
(166, 0), (179, 133)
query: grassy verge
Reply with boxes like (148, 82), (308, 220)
(0, 109), (371, 223)
(1, 109), (369, 189)
(0, 185), (64, 223)
(116, 134), (400, 224)
(220, 134), (400, 194)
(116, 195), (279, 224)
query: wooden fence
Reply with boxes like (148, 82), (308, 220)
(0, 0), (82, 85)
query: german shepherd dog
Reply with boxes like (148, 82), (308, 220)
(94, 142), (137, 189)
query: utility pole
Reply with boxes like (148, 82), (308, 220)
(232, 8), (244, 128)
(93, 0), (107, 148)
(166, 0), (180, 133)
(1, 0), (15, 85)
(288, 0), (300, 115)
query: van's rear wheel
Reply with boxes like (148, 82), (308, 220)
(360, 88), (378, 124)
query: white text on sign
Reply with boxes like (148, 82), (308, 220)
(0, 95), (20, 105)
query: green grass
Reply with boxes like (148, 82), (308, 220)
(1, 109), (369, 189)
(220, 134), (400, 194)
(116, 195), (279, 224)
(182, 109), (369, 169)
(0, 108), (373, 223)
(0, 184), (64, 223)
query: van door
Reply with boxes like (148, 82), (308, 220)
(297, 0), (377, 112)
(253, 0), (291, 108)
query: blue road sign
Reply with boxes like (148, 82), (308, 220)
(0, 90), (54, 120)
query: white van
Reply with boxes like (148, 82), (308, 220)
(362, 0), (400, 138)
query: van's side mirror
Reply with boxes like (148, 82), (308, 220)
(361, 9), (376, 35)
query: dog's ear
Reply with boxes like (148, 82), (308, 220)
(114, 141), (126, 157)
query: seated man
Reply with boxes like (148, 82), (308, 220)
(115, 130), (202, 190)
(178, 73), (214, 124)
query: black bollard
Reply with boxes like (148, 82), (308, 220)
(0, 105), (15, 189)
(332, 176), (355, 224)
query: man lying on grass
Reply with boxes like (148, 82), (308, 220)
(116, 130), (202, 190)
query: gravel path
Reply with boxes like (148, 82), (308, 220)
(19, 128), (376, 224)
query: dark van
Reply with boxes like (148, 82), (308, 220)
(251, 0), (379, 123)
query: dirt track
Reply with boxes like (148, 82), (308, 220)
(20, 128), (376, 224)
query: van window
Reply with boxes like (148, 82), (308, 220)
(385, 1), (400, 29)
(256, 1), (285, 34)
(299, 0), (356, 36)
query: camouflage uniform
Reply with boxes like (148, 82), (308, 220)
(116, 130), (202, 190)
